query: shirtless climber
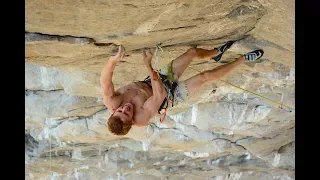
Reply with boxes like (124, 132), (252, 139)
(101, 41), (264, 136)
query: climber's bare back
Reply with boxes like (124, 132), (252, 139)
(103, 81), (153, 126)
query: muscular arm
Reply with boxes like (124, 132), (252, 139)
(146, 63), (167, 102)
(139, 49), (167, 124)
(138, 79), (166, 126)
(142, 48), (166, 101)
(100, 61), (117, 98)
(100, 46), (125, 111)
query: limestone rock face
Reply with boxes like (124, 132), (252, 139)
(25, 0), (295, 179)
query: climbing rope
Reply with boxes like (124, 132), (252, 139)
(187, 66), (295, 112)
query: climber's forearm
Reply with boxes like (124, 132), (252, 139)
(100, 60), (117, 97)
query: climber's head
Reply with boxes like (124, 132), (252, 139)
(107, 103), (134, 136)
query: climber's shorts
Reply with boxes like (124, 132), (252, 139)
(158, 61), (189, 105)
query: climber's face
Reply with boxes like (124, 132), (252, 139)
(113, 103), (134, 122)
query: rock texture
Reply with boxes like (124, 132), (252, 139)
(25, 0), (295, 179)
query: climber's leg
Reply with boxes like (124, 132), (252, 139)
(182, 49), (264, 96)
(169, 41), (236, 79)
(183, 56), (245, 96)
(169, 47), (218, 79)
